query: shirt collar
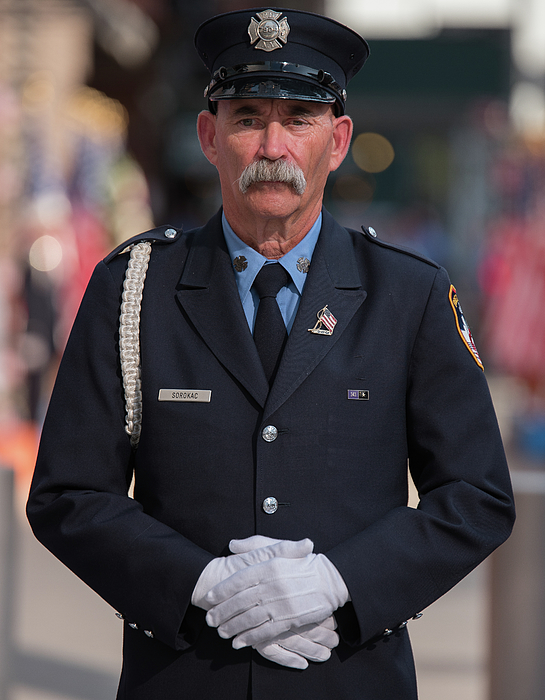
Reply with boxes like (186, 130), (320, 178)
(222, 211), (322, 301)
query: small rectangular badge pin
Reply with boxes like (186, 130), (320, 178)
(158, 390), (211, 403)
(348, 390), (369, 400)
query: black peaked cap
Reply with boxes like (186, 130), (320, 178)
(195, 7), (369, 115)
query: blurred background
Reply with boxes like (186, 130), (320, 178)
(0, 0), (544, 698)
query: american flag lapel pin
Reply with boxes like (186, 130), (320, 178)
(308, 305), (338, 336)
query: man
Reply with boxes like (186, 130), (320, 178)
(27, 7), (515, 699)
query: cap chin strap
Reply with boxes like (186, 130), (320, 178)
(120, 241), (151, 449)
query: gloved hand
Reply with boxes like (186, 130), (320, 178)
(204, 553), (350, 649)
(254, 615), (339, 670)
(228, 535), (287, 553)
(192, 536), (313, 610)
(228, 537), (340, 669)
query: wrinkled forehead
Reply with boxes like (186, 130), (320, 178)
(216, 98), (335, 119)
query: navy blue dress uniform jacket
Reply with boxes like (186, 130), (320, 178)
(27, 208), (515, 699)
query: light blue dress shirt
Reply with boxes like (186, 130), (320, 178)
(222, 211), (321, 334)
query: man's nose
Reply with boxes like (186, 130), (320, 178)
(257, 122), (288, 161)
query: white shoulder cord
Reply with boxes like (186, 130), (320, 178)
(119, 241), (152, 448)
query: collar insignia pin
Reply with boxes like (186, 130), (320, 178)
(248, 10), (290, 53)
(233, 256), (248, 272)
(308, 305), (338, 336)
(296, 257), (310, 273)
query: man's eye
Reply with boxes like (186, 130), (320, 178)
(240, 119), (255, 127)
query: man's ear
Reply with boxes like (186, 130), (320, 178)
(197, 110), (218, 165)
(329, 115), (353, 172)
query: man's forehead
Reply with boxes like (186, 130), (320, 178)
(219, 99), (332, 118)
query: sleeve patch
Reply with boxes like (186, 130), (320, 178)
(448, 285), (484, 371)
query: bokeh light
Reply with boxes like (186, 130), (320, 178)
(352, 132), (395, 173)
(333, 173), (376, 202)
(28, 235), (63, 272)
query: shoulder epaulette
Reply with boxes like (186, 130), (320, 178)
(360, 226), (440, 269)
(104, 225), (183, 264)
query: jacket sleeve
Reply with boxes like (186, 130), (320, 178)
(326, 266), (515, 646)
(26, 260), (213, 651)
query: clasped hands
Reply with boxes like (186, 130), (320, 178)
(192, 535), (349, 669)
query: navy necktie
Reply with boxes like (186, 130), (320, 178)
(253, 263), (290, 384)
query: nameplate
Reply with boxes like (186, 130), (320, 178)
(158, 390), (211, 403)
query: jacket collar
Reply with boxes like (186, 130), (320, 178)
(176, 209), (367, 411)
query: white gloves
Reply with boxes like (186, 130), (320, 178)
(192, 536), (346, 669)
(204, 551), (349, 650)
(192, 536), (313, 610)
(253, 615), (339, 670)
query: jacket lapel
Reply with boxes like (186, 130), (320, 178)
(265, 210), (367, 417)
(175, 212), (269, 407)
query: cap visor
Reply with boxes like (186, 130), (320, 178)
(209, 76), (337, 104)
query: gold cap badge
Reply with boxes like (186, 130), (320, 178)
(248, 10), (290, 53)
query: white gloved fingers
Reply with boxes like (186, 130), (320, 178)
(205, 562), (321, 633)
(320, 615), (337, 631)
(229, 535), (282, 553)
(255, 640), (309, 670)
(265, 625), (338, 662)
(231, 608), (326, 649)
(249, 538), (313, 562)
(204, 555), (311, 610)
(192, 539), (314, 610)
(206, 561), (319, 623)
(294, 619), (339, 649)
(231, 619), (290, 648)
(214, 602), (292, 641)
(205, 554), (349, 648)
(192, 557), (235, 610)
(253, 618), (339, 669)
(212, 588), (324, 640)
(277, 636), (332, 663)
(229, 535), (314, 563)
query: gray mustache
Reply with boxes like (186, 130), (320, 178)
(238, 159), (307, 195)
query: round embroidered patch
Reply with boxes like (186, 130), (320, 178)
(448, 285), (484, 370)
